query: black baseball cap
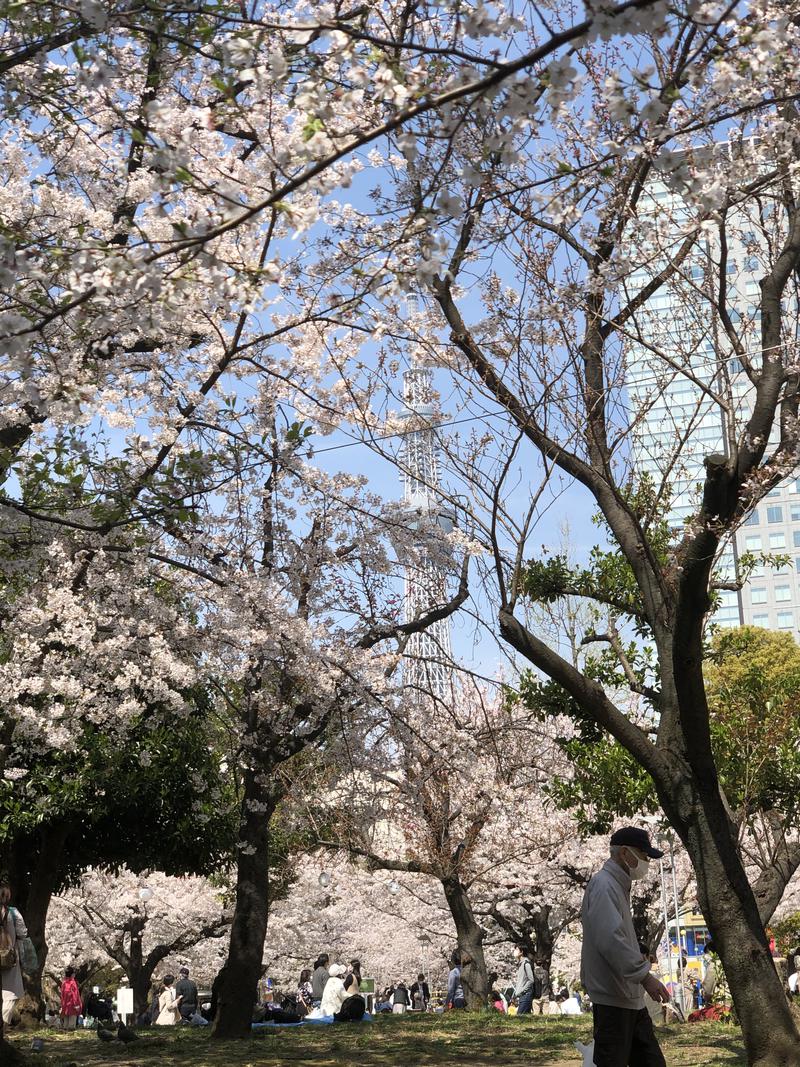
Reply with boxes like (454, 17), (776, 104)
(610, 827), (663, 858)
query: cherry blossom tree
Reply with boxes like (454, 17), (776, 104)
(263, 854), (455, 992)
(3, 1), (800, 1062)
(288, 5), (800, 1061)
(46, 868), (230, 1016)
(309, 679), (615, 1008)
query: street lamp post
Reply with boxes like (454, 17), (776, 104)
(418, 933), (431, 1005)
(658, 832), (686, 1015)
(657, 854), (675, 1000)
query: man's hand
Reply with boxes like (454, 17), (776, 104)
(643, 973), (670, 1003)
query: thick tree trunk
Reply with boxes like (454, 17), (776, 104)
(668, 571), (800, 1066)
(442, 876), (488, 1010)
(124, 914), (154, 1018)
(7, 819), (68, 1020)
(15, 822), (68, 1025)
(132, 971), (153, 1019)
(530, 910), (555, 993)
(672, 785), (799, 1066)
(210, 770), (278, 1040)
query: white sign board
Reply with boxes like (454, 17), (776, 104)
(117, 986), (134, 1019)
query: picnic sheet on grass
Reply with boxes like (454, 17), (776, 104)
(253, 1013), (374, 1029)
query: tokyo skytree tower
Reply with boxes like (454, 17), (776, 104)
(401, 366), (456, 701)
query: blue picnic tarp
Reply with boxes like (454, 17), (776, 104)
(253, 1013), (374, 1029)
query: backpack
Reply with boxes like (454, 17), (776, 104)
(334, 994), (366, 1022)
(281, 994), (307, 1018)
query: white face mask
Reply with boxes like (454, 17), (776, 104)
(626, 850), (650, 880)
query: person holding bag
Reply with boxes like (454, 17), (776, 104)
(0, 883), (28, 1026)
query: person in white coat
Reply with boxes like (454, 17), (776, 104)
(318, 964), (347, 1017)
(0, 884), (28, 1026)
(155, 974), (182, 1025)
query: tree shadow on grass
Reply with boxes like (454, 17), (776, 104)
(8, 1015), (748, 1067)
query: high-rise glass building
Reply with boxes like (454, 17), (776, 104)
(625, 169), (800, 633)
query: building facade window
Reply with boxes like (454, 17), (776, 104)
(752, 614), (770, 627)
(751, 588), (768, 604)
(768, 506), (784, 523)
(744, 510), (760, 526)
(745, 535), (762, 551)
(775, 586), (792, 602)
(770, 533), (787, 549)
(777, 611), (795, 629)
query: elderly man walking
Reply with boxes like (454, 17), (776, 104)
(581, 827), (671, 1066)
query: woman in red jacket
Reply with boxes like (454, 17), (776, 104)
(60, 966), (83, 1030)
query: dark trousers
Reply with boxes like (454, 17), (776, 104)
(516, 989), (534, 1014)
(592, 1005), (666, 1067)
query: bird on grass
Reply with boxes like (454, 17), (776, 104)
(97, 1027), (115, 1042)
(117, 1021), (139, 1043)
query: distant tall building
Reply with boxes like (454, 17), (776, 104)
(400, 367), (456, 699)
(625, 165), (800, 633)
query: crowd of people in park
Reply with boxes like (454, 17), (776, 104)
(6, 841), (800, 1058)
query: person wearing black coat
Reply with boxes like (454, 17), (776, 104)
(175, 967), (198, 1021)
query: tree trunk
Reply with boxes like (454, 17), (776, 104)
(132, 970), (153, 1020)
(125, 913), (153, 1018)
(671, 786), (799, 1066)
(530, 909), (555, 993)
(667, 577), (800, 1066)
(15, 822), (69, 1025)
(442, 876), (488, 1010)
(210, 770), (278, 1039)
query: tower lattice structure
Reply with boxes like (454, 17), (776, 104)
(401, 367), (455, 701)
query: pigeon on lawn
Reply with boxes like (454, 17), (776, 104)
(97, 1027), (115, 1042)
(117, 1021), (139, 1043)
(575, 1039), (595, 1066)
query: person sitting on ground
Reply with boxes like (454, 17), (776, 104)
(296, 968), (314, 1015)
(175, 966), (198, 1022)
(392, 980), (410, 1014)
(155, 974), (182, 1025)
(86, 988), (113, 1024)
(311, 954), (330, 1006)
(559, 988), (582, 1016)
(374, 985), (394, 1013)
(318, 963), (347, 1017)
(348, 959), (362, 986)
(333, 975), (366, 1023)
(488, 972), (506, 1013)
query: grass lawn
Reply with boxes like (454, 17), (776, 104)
(8, 1012), (748, 1066)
